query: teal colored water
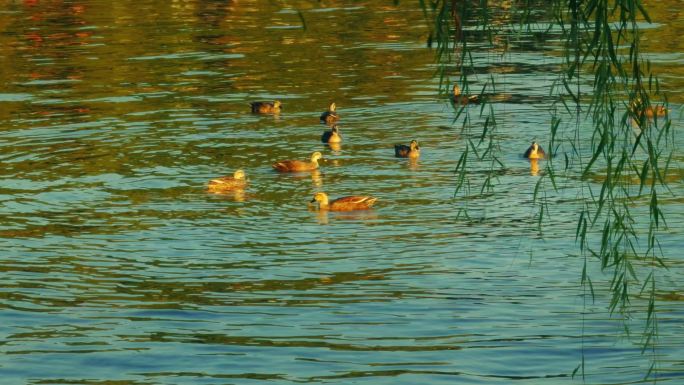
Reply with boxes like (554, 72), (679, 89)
(1, 2), (682, 384)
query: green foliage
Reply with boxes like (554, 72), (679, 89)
(422, 0), (674, 380)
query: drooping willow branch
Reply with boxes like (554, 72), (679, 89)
(422, 0), (673, 380)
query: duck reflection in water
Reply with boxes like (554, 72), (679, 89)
(529, 158), (540, 176)
(310, 169), (323, 187)
(314, 209), (379, 224)
(280, 168), (323, 187)
(327, 141), (341, 153)
(407, 157), (419, 171)
(227, 189), (247, 202)
(208, 187), (248, 202)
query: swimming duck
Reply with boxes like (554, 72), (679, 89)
(321, 125), (341, 144)
(250, 100), (282, 114)
(207, 169), (247, 193)
(272, 151), (323, 172)
(320, 102), (340, 124)
(643, 105), (668, 118)
(394, 140), (420, 158)
(629, 99), (668, 119)
(452, 84), (480, 105)
(310, 192), (377, 211)
(523, 141), (546, 159)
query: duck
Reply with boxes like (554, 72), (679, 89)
(643, 105), (668, 118)
(207, 169), (247, 193)
(523, 141), (546, 159)
(320, 102), (340, 124)
(250, 100), (282, 114)
(272, 151), (323, 172)
(321, 125), (341, 144)
(452, 84), (480, 105)
(394, 140), (420, 158)
(310, 192), (377, 211)
(629, 99), (668, 119)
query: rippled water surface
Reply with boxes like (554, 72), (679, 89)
(1, 1), (683, 384)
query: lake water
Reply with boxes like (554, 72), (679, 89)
(1, 1), (682, 384)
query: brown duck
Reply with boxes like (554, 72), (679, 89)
(629, 99), (668, 119)
(311, 192), (377, 211)
(250, 100), (282, 114)
(638, 105), (668, 119)
(321, 125), (341, 144)
(452, 84), (480, 105)
(523, 141), (546, 159)
(394, 140), (420, 159)
(207, 169), (247, 193)
(320, 102), (340, 124)
(272, 152), (323, 172)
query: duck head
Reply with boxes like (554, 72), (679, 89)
(311, 151), (323, 163)
(311, 192), (329, 206)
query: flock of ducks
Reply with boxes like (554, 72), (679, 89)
(212, 100), (387, 211)
(212, 85), (668, 212)
(451, 84), (548, 161)
(215, 98), (437, 211)
(214, 89), (544, 211)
